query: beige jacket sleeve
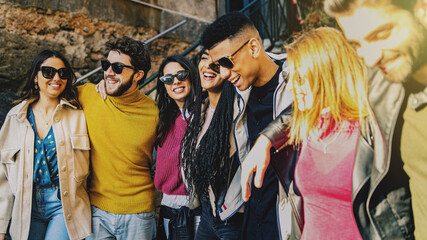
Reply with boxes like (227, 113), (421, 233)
(0, 115), (16, 234)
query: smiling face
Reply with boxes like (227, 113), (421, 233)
(198, 50), (224, 93)
(104, 50), (138, 96)
(209, 38), (257, 91)
(337, 4), (425, 82)
(163, 62), (191, 108)
(35, 57), (67, 100)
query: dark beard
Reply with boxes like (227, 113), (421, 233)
(385, 21), (427, 84)
(411, 27), (427, 78)
(105, 72), (136, 96)
(411, 22), (427, 80)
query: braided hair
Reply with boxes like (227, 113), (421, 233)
(181, 77), (235, 199)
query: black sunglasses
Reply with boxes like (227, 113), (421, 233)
(209, 39), (250, 73)
(159, 70), (189, 85)
(40, 66), (70, 79)
(101, 60), (135, 74)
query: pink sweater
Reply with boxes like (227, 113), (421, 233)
(154, 114), (188, 195)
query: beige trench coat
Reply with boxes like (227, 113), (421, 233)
(0, 99), (91, 240)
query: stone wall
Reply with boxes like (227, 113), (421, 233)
(2, 0), (214, 43)
(0, 1), (201, 125)
(135, 0), (217, 21)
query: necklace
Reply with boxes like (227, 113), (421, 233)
(35, 102), (54, 128)
(313, 121), (344, 154)
(317, 130), (341, 154)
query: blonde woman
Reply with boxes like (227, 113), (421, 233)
(287, 27), (370, 240)
(241, 27), (413, 239)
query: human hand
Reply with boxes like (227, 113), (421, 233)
(0, 233), (5, 240)
(95, 80), (107, 100)
(241, 135), (272, 202)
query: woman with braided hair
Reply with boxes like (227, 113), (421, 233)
(181, 50), (243, 240)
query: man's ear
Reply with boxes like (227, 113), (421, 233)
(133, 70), (145, 83)
(249, 38), (261, 58)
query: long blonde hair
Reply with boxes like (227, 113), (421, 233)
(286, 27), (371, 145)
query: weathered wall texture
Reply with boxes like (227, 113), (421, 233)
(0, 1), (204, 124)
(1, 0), (214, 42)
(140, 0), (217, 21)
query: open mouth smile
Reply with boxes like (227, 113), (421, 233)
(173, 86), (185, 93)
(230, 75), (240, 85)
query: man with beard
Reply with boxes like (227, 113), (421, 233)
(324, 0), (427, 238)
(243, 0), (427, 238)
(77, 36), (159, 239)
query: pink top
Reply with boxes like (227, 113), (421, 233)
(295, 119), (362, 240)
(154, 114), (188, 195)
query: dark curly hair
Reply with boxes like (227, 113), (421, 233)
(201, 11), (256, 50)
(181, 74), (235, 199)
(106, 36), (151, 84)
(19, 49), (81, 109)
(155, 55), (198, 147)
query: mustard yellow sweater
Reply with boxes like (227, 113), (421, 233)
(78, 84), (159, 214)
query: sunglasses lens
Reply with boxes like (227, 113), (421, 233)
(58, 68), (70, 79)
(102, 61), (127, 74)
(160, 75), (174, 85)
(218, 57), (234, 69)
(176, 70), (189, 81)
(209, 63), (220, 73)
(41, 67), (55, 79)
(101, 60), (110, 71)
(41, 67), (70, 79)
(111, 63), (124, 74)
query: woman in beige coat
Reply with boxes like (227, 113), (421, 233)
(0, 50), (91, 240)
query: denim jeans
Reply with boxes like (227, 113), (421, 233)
(195, 199), (243, 240)
(28, 185), (69, 240)
(86, 206), (156, 240)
